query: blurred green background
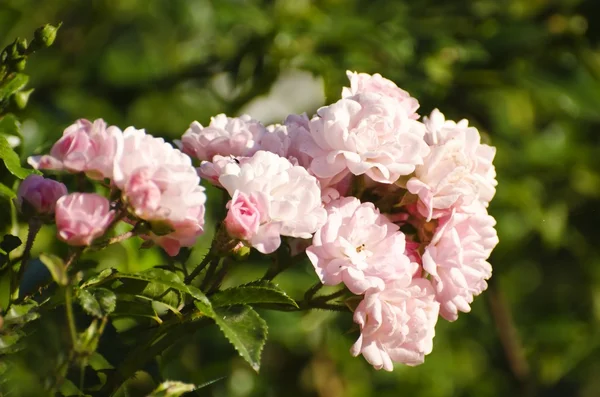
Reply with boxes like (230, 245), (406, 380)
(2, 0), (600, 396)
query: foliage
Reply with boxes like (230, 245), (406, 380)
(0, 1), (599, 396)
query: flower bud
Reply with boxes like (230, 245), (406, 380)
(33, 24), (60, 49)
(16, 175), (67, 217)
(13, 88), (33, 109)
(224, 191), (263, 241)
(55, 193), (115, 246)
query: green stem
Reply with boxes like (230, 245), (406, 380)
(200, 257), (221, 291)
(207, 258), (231, 294)
(185, 252), (215, 284)
(304, 282), (324, 301)
(65, 287), (77, 348)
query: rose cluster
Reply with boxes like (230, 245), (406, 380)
(23, 70), (498, 371)
(26, 119), (206, 254)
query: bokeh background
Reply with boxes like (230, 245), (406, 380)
(2, 0), (600, 396)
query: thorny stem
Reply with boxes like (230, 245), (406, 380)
(304, 282), (324, 301)
(185, 252), (215, 284)
(64, 287), (77, 348)
(200, 257), (221, 291)
(10, 218), (41, 302)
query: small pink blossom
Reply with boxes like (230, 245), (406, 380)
(55, 193), (115, 246)
(307, 93), (429, 185)
(16, 175), (67, 215)
(224, 190), (267, 241)
(113, 127), (206, 256)
(28, 119), (123, 180)
(218, 150), (326, 254)
(306, 197), (416, 294)
(422, 204), (499, 321)
(351, 277), (439, 370)
(342, 71), (420, 119)
(179, 114), (266, 161)
(406, 109), (497, 221)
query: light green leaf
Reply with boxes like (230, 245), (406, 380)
(0, 73), (29, 100)
(39, 253), (68, 286)
(206, 304), (268, 372)
(148, 381), (196, 397)
(59, 378), (84, 397)
(3, 300), (39, 326)
(211, 280), (298, 308)
(0, 183), (15, 199)
(0, 114), (21, 138)
(81, 268), (115, 288)
(0, 134), (39, 179)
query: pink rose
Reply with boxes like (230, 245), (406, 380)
(406, 109), (497, 221)
(179, 114), (267, 161)
(342, 71), (420, 119)
(351, 277), (439, 370)
(306, 197), (416, 294)
(307, 93), (429, 185)
(113, 127), (206, 256)
(218, 151), (326, 254)
(224, 190), (266, 241)
(28, 119), (123, 180)
(16, 175), (67, 215)
(422, 204), (499, 321)
(55, 193), (115, 246)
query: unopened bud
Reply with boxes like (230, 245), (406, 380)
(13, 88), (34, 109)
(32, 23), (60, 49)
(10, 57), (26, 72)
(231, 242), (251, 261)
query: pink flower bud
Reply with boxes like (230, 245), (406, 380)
(55, 193), (115, 246)
(224, 191), (265, 241)
(16, 175), (67, 215)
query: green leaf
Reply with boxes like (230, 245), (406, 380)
(89, 351), (114, 371)
(0, 134), (39, 179)
(0, 114), (22, 138)
(0, 183), (15, 199)
(3, 300), (39, 326)
(113, 268), (210, 305)
(77, 288), (116, 318)
(205, 304), (268, 372)
(211, 280), (298, 308)
(81, 268), (115, 288)
(39, 253), (68, 286)
(111, 296), (160, 322)
(148, 381), (196, 397)
(59, 379), (84, 397)
(0, 73), (29, 100)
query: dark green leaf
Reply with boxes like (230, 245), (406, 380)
(112, 296), (160, 321)
(1, 234), (21, 254)
(113, 268), (210, 305)
(211, 280), (298, 308)
(0, 134), (39, 179)
(0, 183), (15, 199)
(39, 253), (68, 286)
(0, 73), (28, 100)
(77, 288), (116, 318)
(148, 381), (196, 397)
(207, 304), (268, 372)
